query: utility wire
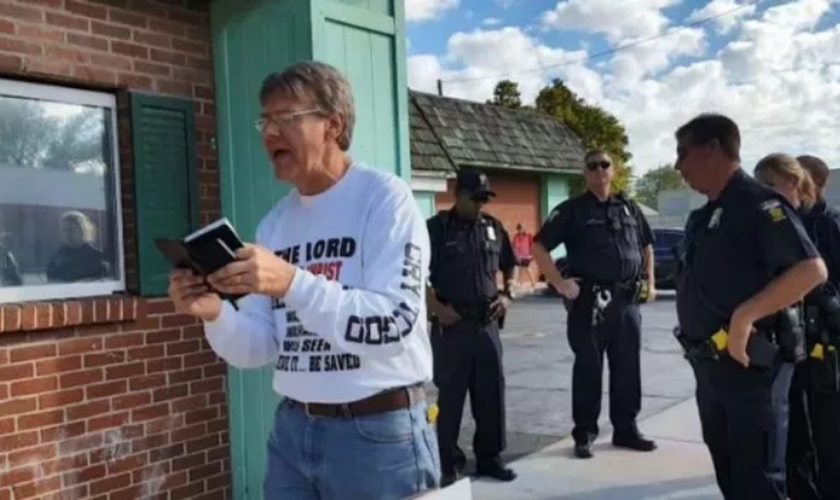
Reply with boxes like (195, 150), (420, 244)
(442, 2), (759, 84)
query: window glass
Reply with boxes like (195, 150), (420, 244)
(0, 81), (123, 303)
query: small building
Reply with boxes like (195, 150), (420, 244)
(407, 90), (585, 268)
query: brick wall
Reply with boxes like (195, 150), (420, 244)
(435, 172), (542, 284)
(0, 1), (230, 499)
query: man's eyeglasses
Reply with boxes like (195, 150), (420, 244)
(255, 109), (323, 133)
(586, 161), (611, 171)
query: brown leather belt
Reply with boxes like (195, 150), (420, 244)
(288, 384), (426, 418)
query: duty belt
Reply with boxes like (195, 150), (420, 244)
(447, 298), (497, 324)
(672, 327), (779, 368)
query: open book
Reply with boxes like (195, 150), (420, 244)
(154, 218), (247, 303)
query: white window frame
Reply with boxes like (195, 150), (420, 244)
(0, 79), (126, 304)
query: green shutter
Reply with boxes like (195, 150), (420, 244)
(131, 92), (199, 297)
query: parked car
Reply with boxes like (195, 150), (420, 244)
(544, 227), (685, 294)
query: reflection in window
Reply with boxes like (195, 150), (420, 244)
(0, 80), (123, 303)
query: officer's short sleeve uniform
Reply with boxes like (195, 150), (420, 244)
(536, 193), (647, 284)
(803, 200), (840, 286)
(676, 170), (819, 341)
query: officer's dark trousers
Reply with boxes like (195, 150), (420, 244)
(693, 356), (794, 500)
(788, 357), (840, 499)
(566, 287), (642, 444)
(432, 319), (505, 475)
(786, 364), (820, 500)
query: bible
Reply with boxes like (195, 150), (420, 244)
(154, 217), (247, 303)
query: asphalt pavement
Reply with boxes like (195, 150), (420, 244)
(427, 291), (695, 472)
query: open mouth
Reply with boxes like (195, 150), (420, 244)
(271, 148), (291, 161)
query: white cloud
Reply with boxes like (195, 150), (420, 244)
(406, 0), (460, 22)
(408, 0), (840, 175)
(541, 0), (679, 42)
(686, 0), (757, 34)
(482, 17), (503, 26)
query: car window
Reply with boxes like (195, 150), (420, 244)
(654, 231), (684, 248)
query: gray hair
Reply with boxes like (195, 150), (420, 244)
(259, 61), (356, 151)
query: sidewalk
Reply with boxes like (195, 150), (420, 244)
(470, 397), (721, 499)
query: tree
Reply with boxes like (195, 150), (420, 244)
(634, 164), (685, 209)
(488, 79), (522, 109)
(535, 79), (633, 195)
(0, 97), (105, 173)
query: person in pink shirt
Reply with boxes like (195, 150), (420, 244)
(512, 223), (536, 287)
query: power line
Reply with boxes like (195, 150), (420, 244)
(441, 2), (759, 85)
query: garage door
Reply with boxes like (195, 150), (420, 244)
(434, 172), (541, 285)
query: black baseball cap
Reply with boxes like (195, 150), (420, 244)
(456, 170), (496, 199)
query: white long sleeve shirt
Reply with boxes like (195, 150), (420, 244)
(203, 163), (433, 404)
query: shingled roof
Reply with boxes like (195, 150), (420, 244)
(409, 90), (585, 175)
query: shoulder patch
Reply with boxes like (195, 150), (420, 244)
(760, 199), (787, 223)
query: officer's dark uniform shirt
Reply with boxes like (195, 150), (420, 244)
(427, 209), (517, 302)
(676, 169), (819, 341)
(802, 198), (840, 287)
(535, 191), (654, 284)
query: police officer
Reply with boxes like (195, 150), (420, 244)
(796, 154), (840, 499)
(671, 113), (827, 500)
(532, 149), (657, 460)
(426, 170), (517, 487)
(752, 153), (822, 500)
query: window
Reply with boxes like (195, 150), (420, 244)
(0, 79), (124, 303)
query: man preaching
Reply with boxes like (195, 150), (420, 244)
(166, 61), (440, 499)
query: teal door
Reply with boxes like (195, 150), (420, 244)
(211, 0), (409, 497)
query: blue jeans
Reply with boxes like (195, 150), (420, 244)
(264, 398), (441, 500)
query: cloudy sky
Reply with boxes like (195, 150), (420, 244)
(405, 0), (840, 176)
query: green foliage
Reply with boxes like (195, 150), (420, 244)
(0, 97), (105, 173)
(534, 79), (633, 195)
(488, 79), (522, 109)
(634, 164), (685, 209)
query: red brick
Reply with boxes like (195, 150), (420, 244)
(66, 32), (109, 52)
(108, 9), (148, 29)
(17, 25), (66, 43)
(87, 411), (130, 432)
(26, 0), (64, 7)
(66, 0), (108, 21)
(172, 37), (205, 55)
(127, 344), (164, 361)
(110, 40), (148, 59)
(58, 337), (103, 356)
(0, 18), (15, 35)
(149, 18), (186, 37)
(134, 59), (171, 77)
(45, 11), (91, 32)
(17, 409), (64, 431)
(0, 363), (34, 382)
(84, 350), (126, 368)
(38, 388), (84, 410)
(72, 64), (116, 84)
(133, 30), (170, 49)
(91, 20), (131, 40)
(11, 376), (58, 397)
(0, 3), (44, 23)
(60, 368), (104, 389)
(0, 384), (7, 400)
(113, 392), (151, 411)
(10, 343), (56, 363)
(117, 71), (154, 89)
(0, 431), (39, 453)
(35, 355), (82, 376)
(106, 362), (144, 380)
(103, 332), (144, 349)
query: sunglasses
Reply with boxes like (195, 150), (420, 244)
(586, 161), (611, 171)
